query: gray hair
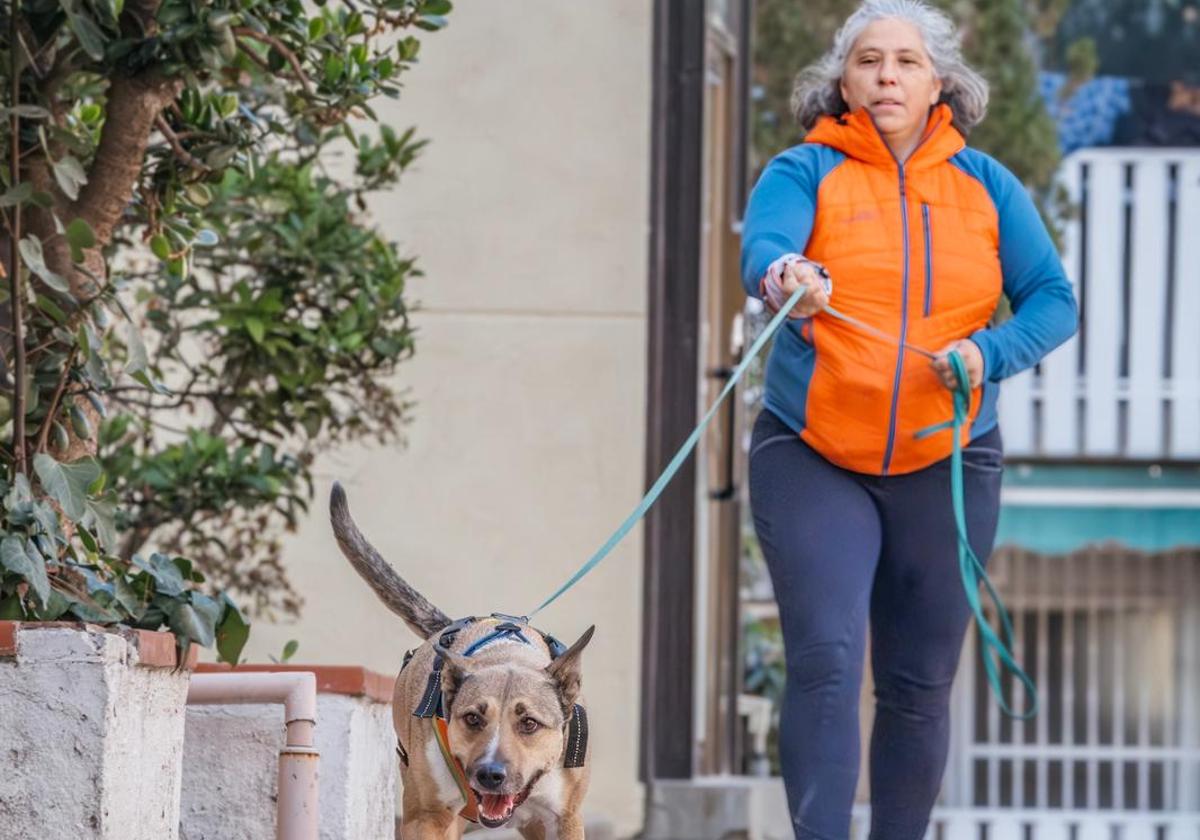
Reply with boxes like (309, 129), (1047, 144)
(790, 0), (989, 133)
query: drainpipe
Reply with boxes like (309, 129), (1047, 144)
(187, 672), (320, 840)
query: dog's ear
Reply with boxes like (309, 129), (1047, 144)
(434, 642), (474, 710)
(545, 625), (595, 714)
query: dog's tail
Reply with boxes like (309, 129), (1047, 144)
(329, 482), (452, 639)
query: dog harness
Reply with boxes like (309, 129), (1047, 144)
(397, 614), (589, 823)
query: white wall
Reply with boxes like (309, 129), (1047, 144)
(241, 2), (653, 833)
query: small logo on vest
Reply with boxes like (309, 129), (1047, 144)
(844, 210), (879, 224)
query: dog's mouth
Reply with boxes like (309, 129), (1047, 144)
(472, 772), (542, 828)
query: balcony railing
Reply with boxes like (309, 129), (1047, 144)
(999, 149), (1200, 462)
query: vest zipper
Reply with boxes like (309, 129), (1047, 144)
(875, 114), (942, 474)
(922, 202), (933, 316)
(881, 169), (910, 475)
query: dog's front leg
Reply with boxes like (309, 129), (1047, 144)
(519, 812), (585, 840)
(556, 812), (586, 840)
(399, 809), (462, 840)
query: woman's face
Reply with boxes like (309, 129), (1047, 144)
(839, 18), (943, 143)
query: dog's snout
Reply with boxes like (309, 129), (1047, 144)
(474, 762), (507, 791)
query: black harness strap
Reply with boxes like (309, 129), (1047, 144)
(414, 616), (476, 720)
(563, 704), (588, 769)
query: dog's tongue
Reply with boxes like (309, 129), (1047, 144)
(479, 793), (516, 819)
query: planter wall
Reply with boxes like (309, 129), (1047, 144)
(179, 664), (396, 840)
(0, 621), (194, 840)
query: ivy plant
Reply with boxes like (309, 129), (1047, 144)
(0, 0), (453, 656)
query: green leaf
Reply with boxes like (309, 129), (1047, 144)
(76, 525), (99, 554)
(281, 639), (298, 662)
(18, 236), (70, 293)
(6, 472), (32, 505)
(0, 104), (52, 120)
(424, 0), (453, 14)
(40, 590), (73, 621)
(184, 183), (212, 206)
(52, 155), (88, 201)
(416, 14), (449, 31)
(37, 295), (68, 323)
(215, 595), (250, 664)
(324, 55), (345, 84)
(112, 576), (141, 616)
(1, 536), (50, 606)
(0, 182), (33, 207)
(131, 370), (170, 394)
(67, 12), (108, 61)
(150, 234), (171, 261)
(192, 592), (222, 629)
(0, 594), (25, 620)
(66, 597), (121, 623)
(82, 497), (118, 551)
(32, 501), (66, 545)
(65, 218), (97, 263)
(124, 320), (149, 377)
(245, 317), (265, 344)
(33, 453), (102, 522)
(137, 553), (186, 597)
(69, 404), (93, 441)
(165, 599), (216, 647)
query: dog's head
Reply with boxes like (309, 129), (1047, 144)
(435, 626), (594, 828)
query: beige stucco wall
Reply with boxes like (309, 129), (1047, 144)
(239, 2), (652, 834)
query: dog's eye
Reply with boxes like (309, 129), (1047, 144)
(519, 717), (540, 734)
(463, 712), (484, 729)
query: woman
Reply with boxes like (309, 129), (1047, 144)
(740, 1), (1077, 837)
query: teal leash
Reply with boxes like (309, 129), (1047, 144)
(526, 287), (809, 620)
(916, 353), (1039, 719)
(527, 286), (1039, 718)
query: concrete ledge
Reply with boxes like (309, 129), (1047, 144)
(643, 776), (793, 840)
(0, 619), (199, 668)
(181, 664), (397, 840)
(194, 662), (394, 701)
(0, 623), (192, 840)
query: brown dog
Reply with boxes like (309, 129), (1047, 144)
(330, 484), (594, 840)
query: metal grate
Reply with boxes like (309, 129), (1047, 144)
(947, 545), (1200, 815)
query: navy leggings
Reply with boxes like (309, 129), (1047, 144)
(748, 408), (1004, 840)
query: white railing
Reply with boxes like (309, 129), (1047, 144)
(999, 149), (1200, 462)
(850, 807), (1200, 839)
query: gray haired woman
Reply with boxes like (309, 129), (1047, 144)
(740, 1), (1076, 838)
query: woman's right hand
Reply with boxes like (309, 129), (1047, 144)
(764, 256), (831, 319)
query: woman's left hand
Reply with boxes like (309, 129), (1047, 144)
(931, 339), (984, 391)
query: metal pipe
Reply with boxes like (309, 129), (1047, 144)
(187, 672), (319, 840)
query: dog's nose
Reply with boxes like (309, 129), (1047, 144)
(474, 762), (507, 791)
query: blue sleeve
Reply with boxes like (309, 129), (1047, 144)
(739, 145), (844, 298)
(952, 150), (1079, 382)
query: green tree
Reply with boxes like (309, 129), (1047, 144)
(0, 0), (452, 652)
